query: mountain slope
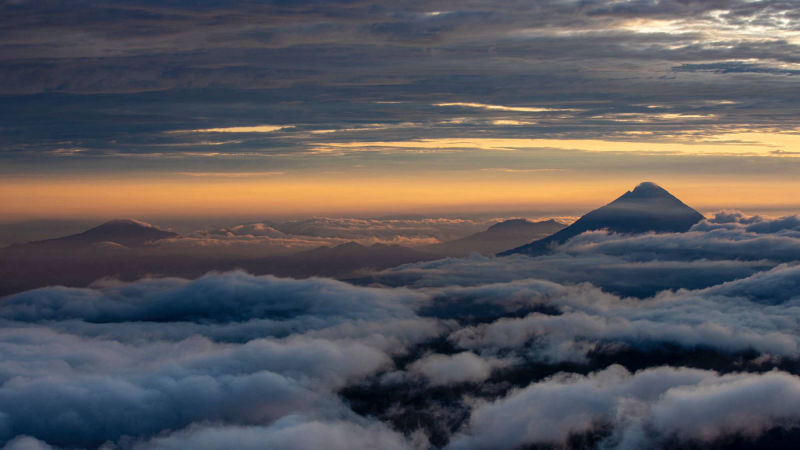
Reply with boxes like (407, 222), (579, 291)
(426, 218), (566, 256)
(10, 219), (178, 249)
(499, 182), (704, 256)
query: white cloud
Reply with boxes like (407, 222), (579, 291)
(448, 366), (800, 450)
(407, 352), (510, 386)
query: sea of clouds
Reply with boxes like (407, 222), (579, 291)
(2, 212), (800, 449)
(163, 217), (496, 251)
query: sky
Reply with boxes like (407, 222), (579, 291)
(5, 3), (800, 447)
(2, 0), (800, 220)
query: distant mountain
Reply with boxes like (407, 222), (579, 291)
(426, 218), (566, 256)
(0, 220), (180, 296)
(500, 182), (704, 256)
(9, 219), (178, 249)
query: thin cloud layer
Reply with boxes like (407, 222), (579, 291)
(156, 216), (495, 251)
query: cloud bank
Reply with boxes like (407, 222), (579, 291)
(3, 212), (800, 448)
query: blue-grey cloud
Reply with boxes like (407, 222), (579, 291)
(674, 62), (800, 76)
(447, 365), (800, 450)
(4, 0), (800, 179)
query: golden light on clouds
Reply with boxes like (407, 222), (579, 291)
(310, 130), (800, 156)
(434, 102), (579, 113)
(491, 119), (538, 126)
(168, 125), (291, 134)
(591, 113), (717, 122)
(619, 13), (800, 46)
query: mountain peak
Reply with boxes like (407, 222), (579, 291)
(334, 241), (366, 250)
(34, 219), (178, 248)
(99, 219), (156, 228)
(487, 218), (532, 232)
(500, 183), (704, 256)
(613, 182), (679, 203)
(487, 218), (562, 234)
(424, 218), (566, 257)
(630, 181), (668, 196)
(89, 219), (159, 232)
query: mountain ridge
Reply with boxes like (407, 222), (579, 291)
(8, 219), (178, 249)
(425, 218), (566, 256)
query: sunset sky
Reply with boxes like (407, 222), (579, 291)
(2, 0), (800, 220)
(7, 4), (800, 449)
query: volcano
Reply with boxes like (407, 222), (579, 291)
(14, 219), (178, 249)
(499, 182), (704, 256)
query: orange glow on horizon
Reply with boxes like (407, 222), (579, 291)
(2, 174), (800, 221)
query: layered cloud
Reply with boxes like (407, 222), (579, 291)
(5, 0), (800, 204)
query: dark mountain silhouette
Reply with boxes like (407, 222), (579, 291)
(0, 184), (704, 296)
(426, 218), (566, 256)
(499, 182), (704, 256)
(0, 218), (441, 295)
(0, 220), (181, 295)
(9, 219), (177, 249)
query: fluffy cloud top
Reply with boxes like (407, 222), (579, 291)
(407, 352), (509, 386)
(1, 271), (421, 324)
(448, 366), (800, 450)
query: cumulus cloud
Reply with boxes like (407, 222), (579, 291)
(448, 366), (800, 450)
(1, 436), (54, 450)
(0, 329), (397, 446)
(137, 416), (419, 450)
(440, 264), (800, 362)
(0, 271), (422, 324)
(0, 272), (442, 448)
(407, 352), (510, 386)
